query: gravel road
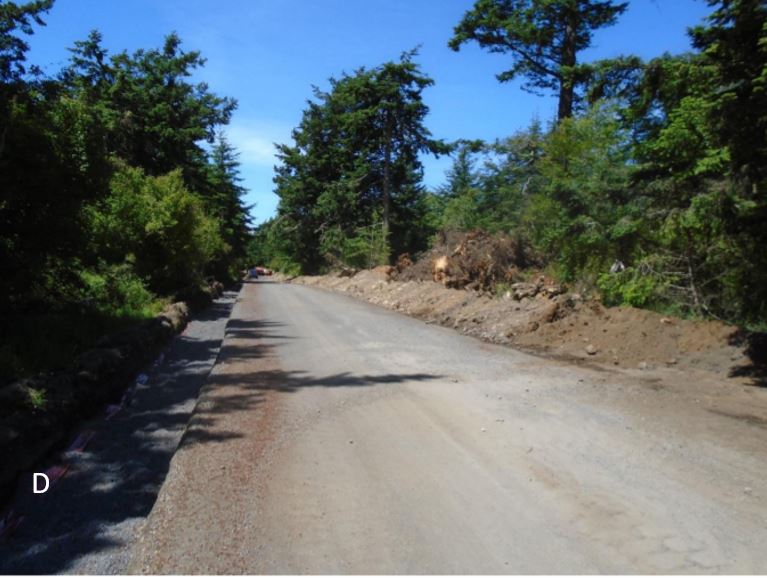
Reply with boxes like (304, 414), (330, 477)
(0, 292), (237, 574)
(129, 280), (767, 574)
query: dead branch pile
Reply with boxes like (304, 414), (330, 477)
(394, 230), (540, 291)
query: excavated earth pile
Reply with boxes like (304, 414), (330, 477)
(291, 239), (761, 383)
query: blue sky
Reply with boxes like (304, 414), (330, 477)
(26, 0), (712, 224)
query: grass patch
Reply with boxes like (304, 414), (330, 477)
(26, 387), (47, 410)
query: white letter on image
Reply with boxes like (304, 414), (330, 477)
(33, 473), (49, 494)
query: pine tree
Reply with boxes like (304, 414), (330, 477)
(449, 0), (627, 121)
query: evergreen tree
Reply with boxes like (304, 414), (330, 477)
(0, 0), (53, 157)
(273, 52), (447, 271)
(64, 31), (237, 188)
(207, 133), (253, 274)
(449, 0), (627, 121)
(689, 0), (767, 194)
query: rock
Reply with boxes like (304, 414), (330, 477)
(511, 282), (538, 300)
(539, 301), (559, 323)
(638, 361), (649, 370)
(160, 302), (189, 331)
(585, 344), (598, 355)
(667, 358), (678, 365)
(544, 285), (564, 297)
(660, 317), (673, 325)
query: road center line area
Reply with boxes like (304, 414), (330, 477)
(3, 280), (767, 574)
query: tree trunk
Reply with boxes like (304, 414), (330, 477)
(382, 112), (392, 234)
(557, 6), (578, 122)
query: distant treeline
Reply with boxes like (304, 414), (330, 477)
(1, 1), (251, 381)
(253, 0), (766, 327)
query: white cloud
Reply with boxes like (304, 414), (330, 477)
(224, 122), (291, 168)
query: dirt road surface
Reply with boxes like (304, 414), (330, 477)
(129, 279), (767, 574)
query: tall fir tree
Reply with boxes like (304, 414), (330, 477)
(449, 0), (627, 121)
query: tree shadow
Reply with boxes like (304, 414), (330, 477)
(0, 295), (442, 574)
(728, 329), (767, 387)
(177, 367), (442, 452)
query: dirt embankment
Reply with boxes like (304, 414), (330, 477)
(290, 230), (762, 385)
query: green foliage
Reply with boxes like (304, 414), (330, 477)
(89, 164), (225, 294)
(63, 31), (237, 182)
(79, 264), (160, 318)
(26, 387), (46, 409)
(206, 134), (253, 279)
(321, 221), (390, 270)
(597, 266), (667, 308)
(1, 10), (251, 382)
(0, 0), (52, 83)
(449, 0), (628, 120)
(690, 0), (767, 192)
(443, 0), (766, 325)
(271, 51), (447, 273)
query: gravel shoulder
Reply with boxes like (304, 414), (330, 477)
(0, 292), (237, 574)
(130, 279), (767, 574)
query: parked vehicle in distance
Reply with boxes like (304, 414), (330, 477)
(246, 266), (272, 279)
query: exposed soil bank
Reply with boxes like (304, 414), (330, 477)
(291, 270), (761, 386)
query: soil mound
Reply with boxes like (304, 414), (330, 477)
(395, 230), (539, 291)
(293, 269), (760, 386)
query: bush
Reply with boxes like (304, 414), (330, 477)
(597, 266), (667, 308)
(80, 264), (160, 318)
(88, 163), (226, 295)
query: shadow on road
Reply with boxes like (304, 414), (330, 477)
(0, 297), (441, 574)
(175, 310), (443, 452)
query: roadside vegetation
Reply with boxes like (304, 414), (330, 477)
(253, 0), (766, 329)
(2, 0), (765, 383)
(0, 1), (251, 383)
